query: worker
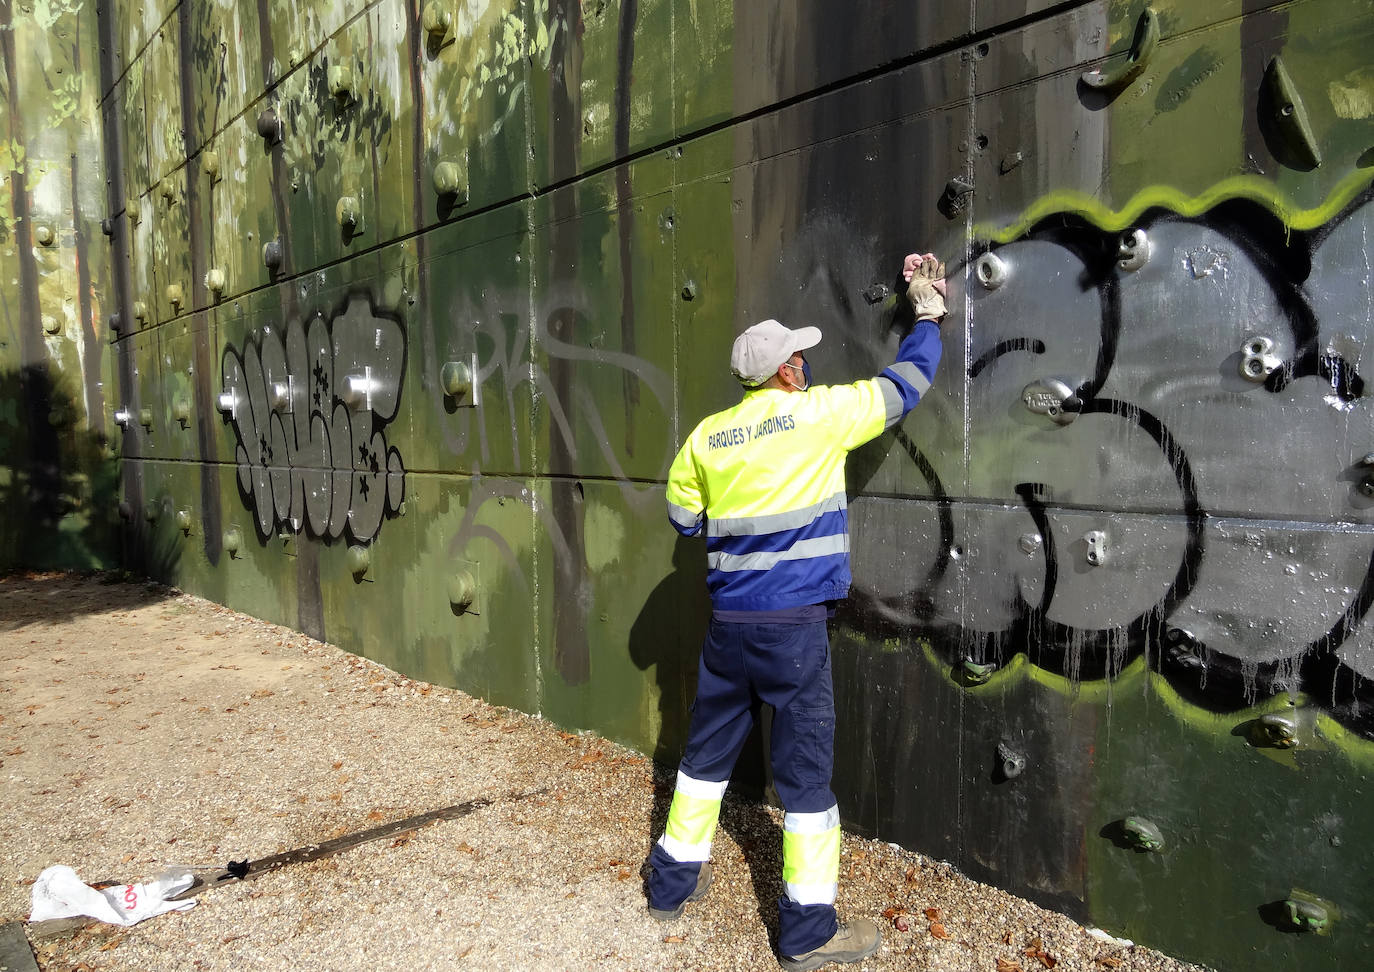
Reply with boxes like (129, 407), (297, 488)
(645, 253), (948, 970)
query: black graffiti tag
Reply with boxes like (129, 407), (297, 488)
(221, 293), (407, 544)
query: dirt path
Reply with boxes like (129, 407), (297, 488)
(0, 573), (1208, 971)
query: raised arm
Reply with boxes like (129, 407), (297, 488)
(876, 252), (946, 428)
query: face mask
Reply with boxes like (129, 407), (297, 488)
(782, 361), (809, 392)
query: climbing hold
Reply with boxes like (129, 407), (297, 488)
(1117, 229), (1150, 271)
(1084, 530), (1108, 567)
(1081, 6), (1158, 95)
(1239, 336), (1280, 382)
(433, 161), (467, 203)
(424, 5), (453, 44)
(256, 108), (281, 144)
(449, 570), (476, 612)
(1248, 712), (1299, 749)
(1022, 378), (1080, 425)
(975, 252), (1008, 289)
(938, 177), (974, 220)
(1121, 816), (1164, 852)
(996, 742), (1026, 780)
(328, 64), (354, 103)
(1264, 56), (1322, 169)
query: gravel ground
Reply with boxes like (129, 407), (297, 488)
(0, 572), (1212, 972)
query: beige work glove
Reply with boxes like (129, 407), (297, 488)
(902, 252), (947, 322)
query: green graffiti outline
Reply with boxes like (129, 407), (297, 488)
(909, 639), (1374, 766)
(976, 169), (1374, 244)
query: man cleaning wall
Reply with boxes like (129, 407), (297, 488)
(645, 252), (948, 970)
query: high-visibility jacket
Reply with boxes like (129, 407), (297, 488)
(666, 321), (942, 610)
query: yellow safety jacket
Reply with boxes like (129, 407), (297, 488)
(666, 321), (941, 610)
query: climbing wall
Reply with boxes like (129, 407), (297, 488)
(5, 1), (1372, 967)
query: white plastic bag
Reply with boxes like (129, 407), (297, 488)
(29, 865), (197, 926)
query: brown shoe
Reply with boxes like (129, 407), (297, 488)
(648, 862), (712, 921)
(778, 918), (881, 971)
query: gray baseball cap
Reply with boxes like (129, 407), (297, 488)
(729, 319), (822, 386)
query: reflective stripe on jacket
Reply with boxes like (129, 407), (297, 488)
(666, 321), (942, 611)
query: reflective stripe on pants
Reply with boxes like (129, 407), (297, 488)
(782, 806), (841, 906)
(658, 772), (727, 862)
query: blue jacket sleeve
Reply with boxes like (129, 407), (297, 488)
(876, 320), (942, 428)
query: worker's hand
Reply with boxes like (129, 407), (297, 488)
(902, 252), (947, 321)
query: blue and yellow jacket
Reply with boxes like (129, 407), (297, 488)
(666, 321), (942, 611)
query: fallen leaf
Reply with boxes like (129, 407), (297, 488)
(904, 864), (917, 883)
(1037, 954), (1057, 969)
(996, 960), (1024, 972)
(664, 935), (685, 944)
(930, 921), (951, 940)
(881, 906), (907, 920)
(389, 833), (413, 849)
(924, 907), (942, 920)
(1095, 958), (1124, 969)
(615, 868), (632, 881)
(1027, 937), (1043, 952)
(332, 761), (344, 770)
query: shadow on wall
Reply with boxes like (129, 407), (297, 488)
(629, 534), (710, 766)
(628, 535), (802, 943)
(626, 529), (792, 805)
(0, 364), (121, 577)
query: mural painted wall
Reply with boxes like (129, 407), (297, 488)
(5, 0), (1372, 968)
(0, 0), (118, 570)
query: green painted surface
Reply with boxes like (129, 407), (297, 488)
(4, 2), (1374, 969)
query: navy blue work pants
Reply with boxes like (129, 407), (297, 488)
(647, 617), (839, 955)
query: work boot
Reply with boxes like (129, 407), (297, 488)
(648, 861), (712, 921)
(778, 917), (881, 971)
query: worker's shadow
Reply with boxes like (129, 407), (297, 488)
(628, 534), (785, 941)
